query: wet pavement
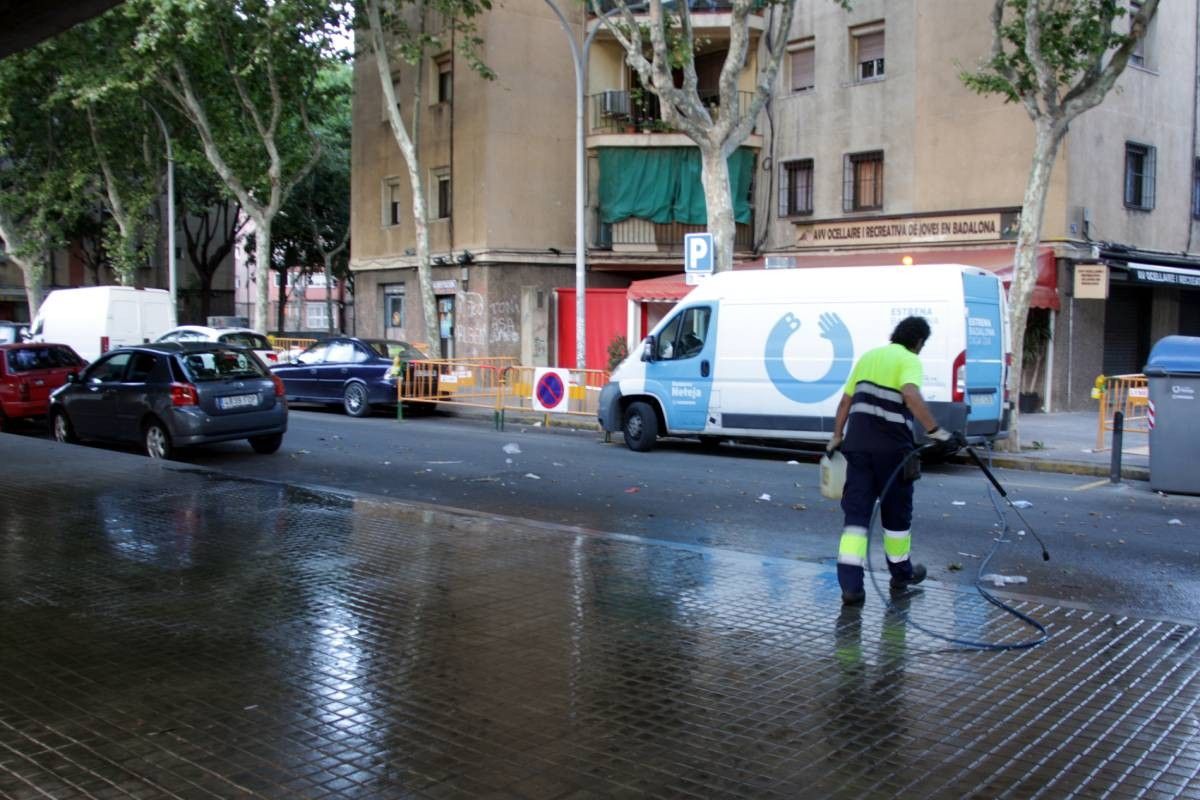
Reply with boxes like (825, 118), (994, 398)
(1, 436), (1198, 799)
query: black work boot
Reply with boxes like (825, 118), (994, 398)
(841, 589), (866, 606)
(889, 563), (927, 596)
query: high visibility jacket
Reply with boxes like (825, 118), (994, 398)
(841, 343), (923, 453)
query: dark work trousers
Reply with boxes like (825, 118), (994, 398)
(837, 449), (916, 594)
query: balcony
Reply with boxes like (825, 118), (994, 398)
(594, 214), (755, 252)
(589, 89), (757, 134)
(590, 0), (757, 13)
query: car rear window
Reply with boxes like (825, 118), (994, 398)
(179, 349), (268, 382)
(219, 332), (272, 351)
(367, 341), (428, 360)
(6, 346), (82, 372)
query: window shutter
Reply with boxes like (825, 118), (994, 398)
(858, 32), (884, 64)
(791, 48), (815, 91)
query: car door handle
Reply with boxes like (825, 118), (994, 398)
(700, 360), (710, 378)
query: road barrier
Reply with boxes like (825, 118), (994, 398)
(1095, 373), (1149, 451)
(268, 336), (318, 359)
(398, 358), (609, 429)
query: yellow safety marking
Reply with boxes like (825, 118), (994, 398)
(569, 386), (587, 400)
(1073, 478), (1111, 492)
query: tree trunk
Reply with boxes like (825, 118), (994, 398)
(255, 217), (271, 333)
(1005, 120), (1063, 452)
(277, 270), (287, 332)
(700, 147), (736, 273)
(199, 271), (214, 322)
(19, 258), (44, 321)
(324, 256), (336, 335)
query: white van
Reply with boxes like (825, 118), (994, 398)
(598, 264), (1011, 451)
(29, 287), (177, 363)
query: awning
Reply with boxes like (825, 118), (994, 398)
(637, 245), (1060, 310)
(1114, 261), (1200, 289)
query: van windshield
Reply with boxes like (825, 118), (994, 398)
(179, 349), (268, 382)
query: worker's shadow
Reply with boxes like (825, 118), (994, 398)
(826, 596), (912, 773)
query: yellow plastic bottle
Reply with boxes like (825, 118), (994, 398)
(819, 450), (847, 500)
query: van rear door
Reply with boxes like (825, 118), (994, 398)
(962, 272), (1004, 437)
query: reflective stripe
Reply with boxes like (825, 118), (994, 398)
(838, 526), (868, 567)
(883, 528), (911, 563)
(852, 381), (903, 404)
(849, 401), (908, 426)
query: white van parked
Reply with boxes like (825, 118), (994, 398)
(29, 287), (177, 363)
(598, 264), (1011, 452)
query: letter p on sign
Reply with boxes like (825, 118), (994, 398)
(684, 232), (713, 285)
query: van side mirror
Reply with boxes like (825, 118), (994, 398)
(641, 335), (656, 363)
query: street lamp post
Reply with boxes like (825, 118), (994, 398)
(543, 0), (642, 370)
(147, 105), (177, 319)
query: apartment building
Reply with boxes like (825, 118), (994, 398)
(350, 0), (1200, 406)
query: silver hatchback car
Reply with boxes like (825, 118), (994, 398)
(49, 342), (288, 459)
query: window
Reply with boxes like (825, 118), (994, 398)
(383, 179), (403, 227)
(655, 307), (712, 361)
(86, 353), (131, 383)
(296, 344), (328, 365)
(306, 302), (329, 330)
(1124, 142), (1156, 210)
(844, 151), (884, 211)
(436, 55), (452, 103)
(852, 25), (885, 82)
(780, 159), (814, 216)
(432, 169), (451, 220)
(325, 341), (356, 364)
(1192, 158), (1200, 218)
(788, 41), (815, 93)
(1130, 1), (1154, 68)
(126, 353), (160, 383)
(384, 284), (405, 329)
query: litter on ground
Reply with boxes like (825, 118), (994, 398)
(1011, 500), (1034, 509)
(758, 493), (772, 501)
(981, 574), (1029, 587)
(502, 443), (521, 455)
(524, 473), (541, 480)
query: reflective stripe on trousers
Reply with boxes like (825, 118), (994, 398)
(883, 528), (911, 564)
(838, 525), (868, 567)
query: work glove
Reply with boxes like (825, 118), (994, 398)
(825, 435), (842, 457)
(926, 427), (966, 453)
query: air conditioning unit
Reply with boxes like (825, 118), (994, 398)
(601, 90), (629, 117)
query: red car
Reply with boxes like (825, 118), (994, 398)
(0, 343), (86, 431)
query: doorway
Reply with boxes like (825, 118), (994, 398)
(437, 295), (455, 359)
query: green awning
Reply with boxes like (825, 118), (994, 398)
(598, 147), (755, 226)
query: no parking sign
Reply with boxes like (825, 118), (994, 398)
(531, 368), (571, 412)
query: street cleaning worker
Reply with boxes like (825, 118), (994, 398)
(826, 315), (958, 606)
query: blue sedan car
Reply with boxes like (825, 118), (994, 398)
(272, 337), (434, 417)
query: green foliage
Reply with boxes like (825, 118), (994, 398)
(961, 0), (1135, 104)
(606, 335), (629, 372)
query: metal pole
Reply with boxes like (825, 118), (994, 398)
(542, 0), (645, 369)
(1110, 410), (1124, 484)
(148, 105), (177, 317)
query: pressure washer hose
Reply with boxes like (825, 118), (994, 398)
(863, 444), (1050, 651)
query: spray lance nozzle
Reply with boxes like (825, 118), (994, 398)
(964, 446), (1051, 561)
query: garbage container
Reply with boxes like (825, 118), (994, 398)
(1144, 335), (1200, 495)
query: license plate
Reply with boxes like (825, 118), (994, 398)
(970, 392), (996, 405)
(219, 393), (258, 410)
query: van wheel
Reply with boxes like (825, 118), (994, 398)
(51, 411), (77, 444)
(343, 382), (370, 417)
(249, 433), (283, 454)
(144, 420), (173, 459)
(622, 401), (658, 452)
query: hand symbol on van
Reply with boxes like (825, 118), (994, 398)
(764, 312), (854, 404)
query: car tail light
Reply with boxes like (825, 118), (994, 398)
(100, 336), (110, 354)
(170, 382), (199, 407)
(952, 350), (966, 403)
(1004, 352), (1013, 405)
(265, 352), (278, 363)
(271, 373), (285, 397)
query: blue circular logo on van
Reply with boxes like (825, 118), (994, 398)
(764, 312), (854, 403)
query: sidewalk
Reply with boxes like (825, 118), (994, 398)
(0, 435), (1196, 799)
(970, 410), (1150, 480)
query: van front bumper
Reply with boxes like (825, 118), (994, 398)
(598, 383), (623, 432)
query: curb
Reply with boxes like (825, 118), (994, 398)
(947, 452), (1149, 481)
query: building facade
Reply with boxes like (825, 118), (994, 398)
(350, 0), (1200, 407)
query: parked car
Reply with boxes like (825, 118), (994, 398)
(0, 321), (29, 344)
(157, 325), (280, 365)
(49, 342), (287, 459)
(272, 337), (436, 417)
(0, 343), (86, 431)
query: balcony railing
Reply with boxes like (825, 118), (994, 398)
(589, 89), (757, 134)
(591, 0), (745, 12)
(594, 214), (755, 251)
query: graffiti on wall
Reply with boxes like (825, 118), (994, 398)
(458, 291), (486, 348)
(489, 298), (520, 345)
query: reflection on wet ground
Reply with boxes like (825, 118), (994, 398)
(0, 437), (1198, 799)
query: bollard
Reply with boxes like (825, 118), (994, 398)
(395, 360), (407, 421)
(1110, 410), (1123, 483)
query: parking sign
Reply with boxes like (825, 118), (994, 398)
(684, 233), (713, 285)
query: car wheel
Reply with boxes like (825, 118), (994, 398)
(50, 410), (78, 444)
(143, 419), (173, 460)
(343, 382), (370, 417)
(622, 401), (659, 452)
(248, 433), (283, 454)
